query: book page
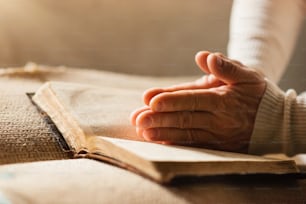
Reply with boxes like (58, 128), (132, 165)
(96, 137), (283, 162)
(38, 82), (145, 141)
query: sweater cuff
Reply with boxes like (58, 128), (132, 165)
(248, 79), (286, 155)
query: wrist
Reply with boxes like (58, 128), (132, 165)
(248, 79), (287, 154)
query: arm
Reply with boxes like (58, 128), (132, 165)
(228, 0), (305, 83)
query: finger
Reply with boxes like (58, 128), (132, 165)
(195, 51), (211, 74)
(136, 111), (215, 129)
(149, 89), (222, 112)
(129, 106), (150, 126)
(207, 53), (262, 84)
(137, 127), (169, 145)
(142, 128), (221, 147)
(143, 75), (223, 105)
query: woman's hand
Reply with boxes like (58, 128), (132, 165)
(130, 51), (266, 153)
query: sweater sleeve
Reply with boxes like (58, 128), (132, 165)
(249, 80), (306, 156)
(228, 0), (305, 83)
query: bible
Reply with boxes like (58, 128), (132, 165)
(32, 81), (299, 183)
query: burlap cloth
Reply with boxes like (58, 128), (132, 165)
(0, 64), (305, 204)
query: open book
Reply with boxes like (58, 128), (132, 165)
(32, 81), (299, 183)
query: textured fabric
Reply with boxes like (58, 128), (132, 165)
(228, 0), (305, 83)
(0, 94), (71, 164)
(0, 65), (72, 164)
(1, 159), (306, 204)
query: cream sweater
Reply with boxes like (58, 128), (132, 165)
(228, 0), (306, 155)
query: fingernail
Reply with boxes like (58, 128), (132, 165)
(216, 56), (223, 67)
(141, 116), (152, 128)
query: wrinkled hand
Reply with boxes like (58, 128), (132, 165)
(130, 51), (266, 153)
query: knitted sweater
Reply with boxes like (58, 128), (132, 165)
(228, 0), (306, 155)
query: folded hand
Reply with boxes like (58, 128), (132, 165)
(130, 51), (266, 153)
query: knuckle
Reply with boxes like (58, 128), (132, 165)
(186, 90), (200, 111)
(226, 61), (237, 75)
(192, 92), (201, 111)
(178, 111), (193, 129)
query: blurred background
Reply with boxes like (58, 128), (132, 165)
(0, 0), (305, 92)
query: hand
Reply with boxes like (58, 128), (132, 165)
(130, 51), (266, 153)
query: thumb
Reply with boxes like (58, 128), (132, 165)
(195, 51), (211, 74)
(207, 54), (260, 84)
